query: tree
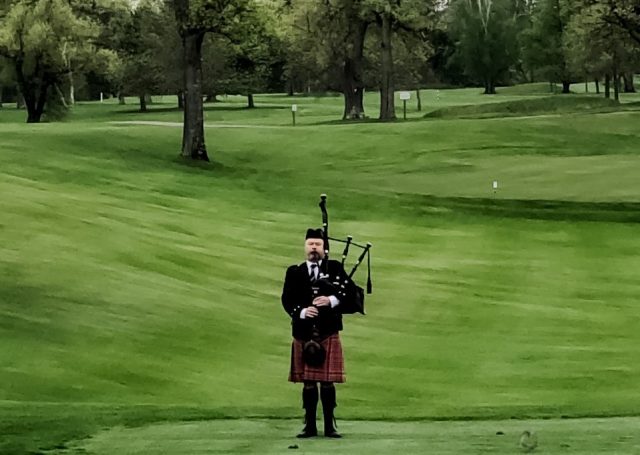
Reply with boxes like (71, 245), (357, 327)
(277, 0), (336, 97)
(120, 0), (165, 112)
(521, 0), (576, 93)
(362, 0), (435, 119)
(281, 0), (372, 119)
(513, 0), (536, 82)
(448, 0), (518, 94)
(564, 10), (611, 93)
(322, 0), (373, 120)
(156, 3), (185, 108)
(171, 0), (250, 162)
(565, 1), (640, 101)
(221, 4), (283, 108)
(201, 35), (234, 103)
(0, 0), (97, 122)
(428, 25), (469, 86)
(338, 1), (370, 119)
(364, 22), (433, 111)
(92, 0), (137, 103)
(57, 0), (130, 104)
(376, 2), (396, 119)
(0, 53), (12, 108)
(604, 0), (640, 44)
(391, 34), (432, 111)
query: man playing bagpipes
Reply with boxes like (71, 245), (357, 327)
(281, 195), (372, 439)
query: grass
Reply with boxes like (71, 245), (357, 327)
(1, 86), (640, 453)
(424, 95), (625, 119)
(496, 82), (561, 95)
(56, 417), (640, 454)
(4, 81), (637, 126)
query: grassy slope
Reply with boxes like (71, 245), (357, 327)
(65, 417), (640, 455)
(424, 96), (624, 119)
(1, 88), (640, 453)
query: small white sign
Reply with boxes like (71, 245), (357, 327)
(291, 104), (298, 112)
(493, 180), (498, 189)
(399, 91), (411, 101)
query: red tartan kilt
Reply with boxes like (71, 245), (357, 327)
(289, 333), (345, 383)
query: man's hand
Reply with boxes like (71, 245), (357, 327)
(305, 306), (319, 318)
(312, 296), (331, 307)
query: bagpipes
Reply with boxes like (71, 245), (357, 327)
(315, 193), (372, 315)
(303, 194), (373, 367)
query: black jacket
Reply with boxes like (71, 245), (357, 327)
(281, 259), (358, 340)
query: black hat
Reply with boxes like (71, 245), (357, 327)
(305, 228), (324, 240)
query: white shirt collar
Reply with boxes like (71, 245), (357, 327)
(306, 260), (322, 272)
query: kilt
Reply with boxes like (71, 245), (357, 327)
(289, 333), (345, 383)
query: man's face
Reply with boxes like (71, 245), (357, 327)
(305, 238), (325, 262)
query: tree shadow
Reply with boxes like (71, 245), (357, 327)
(171, 155), (258, 179)
(311, 116), (426, 127)
(115, 104), (291, 115)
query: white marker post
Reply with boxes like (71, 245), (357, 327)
(493, 180), (498, 194)
(399, 91), (411, 120)
(291, 104), (297, 126)
(100, 92), (103, 103)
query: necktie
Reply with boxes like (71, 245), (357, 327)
(309, 263), (318, 282)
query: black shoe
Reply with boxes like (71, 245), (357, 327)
(324, 422), (342, 438)
(297, 426), (318, 438)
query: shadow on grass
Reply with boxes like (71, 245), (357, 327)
(311, 116), (428, 126)
(409, 193), (640, 223)
(116, 104), (291, 115)
(170, 155), (259, 179)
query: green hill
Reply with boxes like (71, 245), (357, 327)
(424, 96), (622, 119)
(2, 93), (640, 453)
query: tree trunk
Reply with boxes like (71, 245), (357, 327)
(612, 66), (620, 102)
(54, 84), (69, 108)
(144, 94), (152, 105)
(378, 13), (395, 121)
(139, 95), (147, 112)
(622, 73), (636, 93)
(178, 91), (185, 109)
(15, 58), (48, 123)
(69, 71), (75, 105)
(604, 74), (611, 99)
(17, 92), (25, 109)
(247, 93), (255, 108)
(416, 89), (422, 111)
(205, 93), (219, 102)
(118, 93), (126, 105)
(561, 80), (571, 94)
(484, 78), (496, 94)
(287, 81), (294, 96)
(584, 80), (588, 93)
(342, 20), (368, 120)
(0, 85), (3, 108)
(595, 78), (600, 94)
(181, 31), (209, 161)
(24, 83), (48, 123)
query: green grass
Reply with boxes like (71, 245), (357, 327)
(424, 95), (627, 119)
(53, 417), (640, 454)
(1, 88), (640, 453)
(495, 82), (561, 95)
